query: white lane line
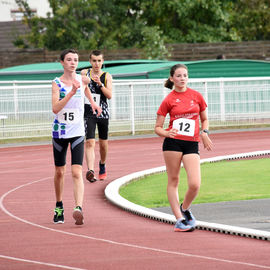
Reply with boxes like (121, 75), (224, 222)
(1, 178), (270, 269)
(0, 255), (86, 270)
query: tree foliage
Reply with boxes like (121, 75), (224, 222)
(15, 0), (270, 59)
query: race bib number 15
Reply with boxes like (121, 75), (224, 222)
(173, 118), (195, 137)
(58, 108), (79, 124)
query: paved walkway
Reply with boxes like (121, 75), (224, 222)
(155, 199), (270, 232)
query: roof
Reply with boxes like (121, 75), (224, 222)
(0, 59), (270, 81)
(186, 59), (270, 78)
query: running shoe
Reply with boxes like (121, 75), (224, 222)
(73, 206), (84, 225)
(86, 170), (97, 183)
(99, 162), (107, 181)
(180, 204), (196, 227)
(174, 218), (194, 232)
(53, 207), (64, 224)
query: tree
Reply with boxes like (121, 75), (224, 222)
(231, 0), (270, 41)
(14, 0), (270, 59)
(15, 0), (101, 50)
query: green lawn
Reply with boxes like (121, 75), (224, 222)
(119, 158), (270, 208)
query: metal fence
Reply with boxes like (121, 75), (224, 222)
(0, 77), (270, 140)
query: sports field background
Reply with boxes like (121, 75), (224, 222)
(120, 158), (270, 208)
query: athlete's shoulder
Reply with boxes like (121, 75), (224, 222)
(165, 89), (176, 99)
(102, 71), (113, 87)
(187, 87), (203, 96)
(187, 87), (197, 93)
(106, 72), (112, 79)
(103, 70), (110, 75)
(187, 88), (206, 105)
(104, 72), (112, 81)
(160, 90), (174, 106)
(52, 77), (62, 87)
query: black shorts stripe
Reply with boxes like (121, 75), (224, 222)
(71, 136), (84, 149)
(53, 139), (63, 152)
(52, 136), (84, 166)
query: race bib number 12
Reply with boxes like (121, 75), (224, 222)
(173, 118), (195, 137)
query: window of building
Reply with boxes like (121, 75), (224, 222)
(10, 9), (37, 21)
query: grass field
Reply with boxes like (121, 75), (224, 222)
(119, 158), (270, 208)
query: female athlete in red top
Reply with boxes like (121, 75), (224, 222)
(157, 87), (207, 142)
(155, 64), (213, 232)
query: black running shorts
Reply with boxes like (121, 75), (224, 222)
(162, 137), (199, 155)
(52, 136), (84, 166)
(84, 117), (109, 140)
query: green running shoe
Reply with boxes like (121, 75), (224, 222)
(53, 207), (64, 224)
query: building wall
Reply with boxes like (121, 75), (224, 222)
(168, 41), (270, 62)
(0, 0), (51, 21)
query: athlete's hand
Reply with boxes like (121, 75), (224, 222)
(201, 133), (213, 151)
(91, 102), (102, 116)
(71, 79), (80, 95)
(92, 75), (101, 86)
(167, 128), (178, 138)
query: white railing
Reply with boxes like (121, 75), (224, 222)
(0, 77), (270, 140)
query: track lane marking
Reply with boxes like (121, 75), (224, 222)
(0, 255), (86, 270)
(1, 177), (270, 269)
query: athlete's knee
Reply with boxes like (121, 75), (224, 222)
(54, 166), (65, 179)
(188, 181), (200, 194)
(168, 176), (179, 187)
(71, 166), (82, 180)
(85, 139), (95, 149)
(72, 172), (82, 181)
(99, 139), (108, 151)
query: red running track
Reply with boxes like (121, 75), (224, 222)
(0, 130), (270, 270)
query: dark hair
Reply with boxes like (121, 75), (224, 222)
(60, 48), (78, 61)
(89, 50), (103, 59)
(216, 54), (226, 60)
(164, 64), (188, 89)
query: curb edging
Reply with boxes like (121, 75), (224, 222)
(105, 150), (270, 241)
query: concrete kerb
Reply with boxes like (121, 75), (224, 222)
(105, 150), (270, 241)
